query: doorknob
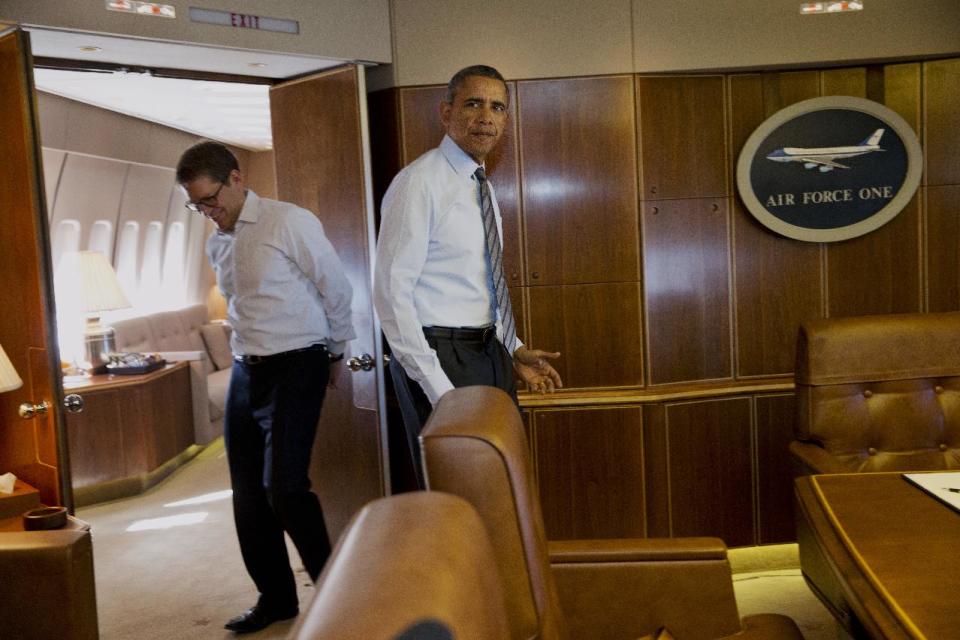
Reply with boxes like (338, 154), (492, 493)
(64, 394), (84, 413)
(18, 400), (50, 420)
(347, 353), (375, 372)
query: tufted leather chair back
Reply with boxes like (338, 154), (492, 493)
(793, 312), (960, 474)
(421, 386), (567, 640)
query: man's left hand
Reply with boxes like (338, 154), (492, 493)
(328, 358), (342, 389)
(513, 346), (563, 394)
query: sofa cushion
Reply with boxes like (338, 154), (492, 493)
(207, 367), (231, 423)
(200, 323), (233, 370)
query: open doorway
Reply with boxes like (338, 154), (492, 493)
(13, 25), (387, 638)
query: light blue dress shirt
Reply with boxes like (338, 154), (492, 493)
(207, 190), (355, 358)
(374, 135), (518, 405)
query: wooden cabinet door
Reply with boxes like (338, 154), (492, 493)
(0, 25), (69, 508)
(270, 65), (385, 540)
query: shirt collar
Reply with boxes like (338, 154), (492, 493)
(237, 189), (260, 224)
(439, 135), (483, 179)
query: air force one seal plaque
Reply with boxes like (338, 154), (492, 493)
(736, 96), (922, 242)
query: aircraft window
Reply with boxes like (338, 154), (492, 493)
(140, 221), (164, 311)
(161, 221), (187, 309)
(88, 220), (114, 257)
(116, 221), (140, 305)
(52, 219), (81, 272)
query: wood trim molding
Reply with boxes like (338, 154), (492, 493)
(519, 378), (794, 408)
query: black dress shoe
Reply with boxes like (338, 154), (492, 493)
(224, 605), (298, 634)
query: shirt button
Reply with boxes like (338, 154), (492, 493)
(940, 444), (949, 452)
(867, 447), (878, 456)
(935, 385), (945, 394)
(863, 389), (873, 398)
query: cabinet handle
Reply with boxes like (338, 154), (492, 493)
(64, 394), (84, 414)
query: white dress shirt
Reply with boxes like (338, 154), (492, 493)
(207, 190), (355, 357)
(374, 135), (519, 405)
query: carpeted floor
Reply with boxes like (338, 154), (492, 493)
(79, 440), (847, 639)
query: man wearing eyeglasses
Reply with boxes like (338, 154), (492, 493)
(176, 141), (354, 634)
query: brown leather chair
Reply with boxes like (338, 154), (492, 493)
(792, 311), (960, 475)
(289, 491), (511, 639)
(420, 386), (804, 640)
(0, 528), (99, 639)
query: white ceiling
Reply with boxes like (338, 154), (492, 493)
(26, 27), (352, 151)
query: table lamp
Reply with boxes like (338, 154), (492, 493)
(0, 342), (23, 393)
(60, 251), (132, 374)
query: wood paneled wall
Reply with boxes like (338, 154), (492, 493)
(369, 57), (960, 546)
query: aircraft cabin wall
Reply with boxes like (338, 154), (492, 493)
(35, 91), (274, 365)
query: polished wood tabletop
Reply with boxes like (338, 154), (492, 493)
(795, 472), (960, 639)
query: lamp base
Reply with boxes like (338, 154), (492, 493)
(83, 325), (117, 375)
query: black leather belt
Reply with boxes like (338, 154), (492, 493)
(234, 343), (326, 365)
(423, 325), (496, 343)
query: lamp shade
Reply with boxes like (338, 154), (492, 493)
(0, 343), (23, 393)
(59, 251), (131, 313)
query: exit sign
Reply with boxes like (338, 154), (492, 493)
(189, 7), (299, 34)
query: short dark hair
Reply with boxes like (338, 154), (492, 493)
(176, 141), (238, 185)
(445, 65), (509, 104)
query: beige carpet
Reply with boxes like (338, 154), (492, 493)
(77, 440), (314, 639)
(79, 440), (845, 639)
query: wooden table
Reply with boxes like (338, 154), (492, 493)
(795, 472), (960, 639)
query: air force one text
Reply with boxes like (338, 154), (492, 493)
(765, 129), (885, 172)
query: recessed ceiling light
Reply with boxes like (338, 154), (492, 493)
(247, 62), (268, 68)
(78, 46), (102, 53)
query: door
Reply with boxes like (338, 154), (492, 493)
(270, 65), (386, 540)
(0, 24), (71, 509)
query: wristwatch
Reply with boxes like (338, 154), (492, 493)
(328, 351), (345, 363)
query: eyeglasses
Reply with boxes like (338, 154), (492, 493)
(185, 182), (224, 213)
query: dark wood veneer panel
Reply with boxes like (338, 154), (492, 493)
(665, 398), (753, 546)
(527, 282), (643, 389)
(756, 394), (797, 544)
(927, 186), (960, 312)
(637, 75), (727, 200)
(826, 194), (921, 318)
(821, 67), (866, 97)
(924, 59), (960, 186)
(520, 76), (639, 286)
(729, 73), (822, 377)
(534, 406), (645, 539)
(643, 199), (731, 384)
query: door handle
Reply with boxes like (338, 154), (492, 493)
(18, 400), (50, 420)
(347, 353), (375, 372)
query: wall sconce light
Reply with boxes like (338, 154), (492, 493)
(0, 342), (23, 394)
(57, 251), (132, 374)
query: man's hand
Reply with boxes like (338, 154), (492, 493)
(328, 356), (342, 389)
(513, 346), (563, 394)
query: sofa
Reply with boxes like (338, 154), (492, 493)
(111, 304), (232, 445)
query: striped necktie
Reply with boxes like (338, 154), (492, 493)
(475, 167), (517, 354)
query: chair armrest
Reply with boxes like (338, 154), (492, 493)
(790, 440), (854, 475)
(548, 538), (743, 640)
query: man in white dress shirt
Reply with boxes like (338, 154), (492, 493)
(374, 65), (562, 485)
(177, 141), (355, 634)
